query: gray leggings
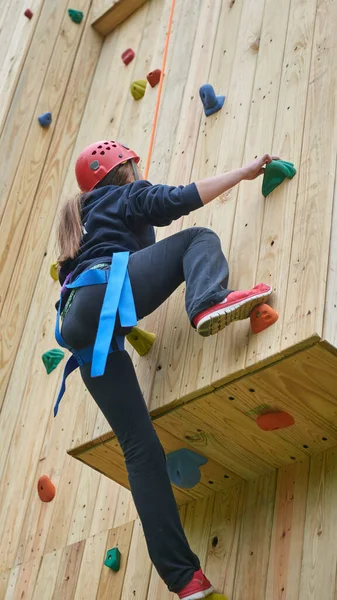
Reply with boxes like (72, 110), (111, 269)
(61, 227), (229, 593)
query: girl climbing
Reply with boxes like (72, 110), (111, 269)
(55, 140), (277, 599)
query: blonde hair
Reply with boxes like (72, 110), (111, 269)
(56, 162), (135, 268)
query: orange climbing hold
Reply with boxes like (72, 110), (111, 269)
(37, 475), (56, 502)
(257, 411), (295, 431)
(250, 303), (278, 334)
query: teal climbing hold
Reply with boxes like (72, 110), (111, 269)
(104, 547), (121, 572)
(42, 349), (65, 374)
(68, 8), (84, 23)
(166, 448), (208, 489)
(262, 160), (296, 197)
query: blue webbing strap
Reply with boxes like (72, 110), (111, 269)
(91, 252), (137, 377)
(53, 355), (79, 417)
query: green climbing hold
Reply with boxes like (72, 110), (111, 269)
(262, 160), (296, 197)
(104, 547), (121, 572)
(42, 349), (65, 374)
(68, 8), (84, 23)
(130, 80), (147, 101)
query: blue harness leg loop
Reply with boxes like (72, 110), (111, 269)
(53, 252), (137, 416)
(91, 252), (136, 377)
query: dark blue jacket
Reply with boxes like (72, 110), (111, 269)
(59, 179), (202, 285)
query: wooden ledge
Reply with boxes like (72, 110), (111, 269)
(69, 340), (337, 506)
(92, 0), (148, 36)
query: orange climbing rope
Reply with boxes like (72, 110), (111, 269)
(143, 0), (176, 179)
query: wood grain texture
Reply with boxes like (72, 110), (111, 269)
(266, 460), (310, 600)
(96, 522), (134, 599)
(245, 0), (317, 368)
(233, 472), (277, 600)
(205, 485), (244, 598)
(299, 449), (337, 600)
(121, 518), (152, 599)
(32, 550), (63, 600)
(323, 156), (337, 347)
(92, 0), (148, 36)
(0, 3), (102, 410)
(282, 0), (337, 349)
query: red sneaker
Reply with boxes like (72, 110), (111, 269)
(193, 283), (272, 337)
(178, 568), (214, 599)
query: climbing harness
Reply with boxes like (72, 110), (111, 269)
(54, 251), (137, 416)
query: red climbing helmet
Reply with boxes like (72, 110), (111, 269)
(75, 140), (140, 192)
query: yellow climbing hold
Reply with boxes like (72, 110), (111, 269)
(130, 80), (147, 101)
(208, 595), (229, 600)
(50, 262), (58, 281)
(126, 326), (156, 356)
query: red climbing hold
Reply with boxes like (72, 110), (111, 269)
(37, 475), (56, 502)
(121, 48), (135, 65)
(24, 8), (33, 19)
(257, 411), (295, 431)
(147, 69), (161, 87)
(250, 303), (278, 334)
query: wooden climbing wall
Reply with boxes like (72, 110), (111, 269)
(3, 452), (337, 599)
(1, 0), (337, 599)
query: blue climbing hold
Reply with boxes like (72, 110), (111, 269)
(199, 84), (225, 117)
(38, 112), (52, 128)
(166, 448), (208, 489)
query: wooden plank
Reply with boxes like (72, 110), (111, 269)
(266, 460), (310, 600)
(66, 463), (103, 546)
(121, 518), (152, 600)
(183, 495), (215, 567)
(0, 0), (93, 312)
(149, 0), (223, 411)
(0, 0), (72, 222)
(299, 449), (337, 600)
(232, 472), (277, 600)
(32, 549), (63, 600)
(179, 0), (262, 399)
(282, 0), (337, 350)
(96, 522), (134, 599)
(0, 0), (44, 136)
(51, 540), (85, 600)
(323, 156), (337, 348)
(205, 485), (245, 598)
(15, 375), (90, 565)
(245, 0), (318, 368)
(3, 556), (41, 600)
(0, 570), (11, 600)
(133, 0), (203, 407)
(92, 0), (148, 37)
(73, 531), (109, 600)
(113, 486), (138, 528)
(212, 0), (291, 384)
(0, 5), (102, 411)
(89, 477), (121, 536)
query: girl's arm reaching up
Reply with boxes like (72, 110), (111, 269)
(195, 154), (279, 205)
